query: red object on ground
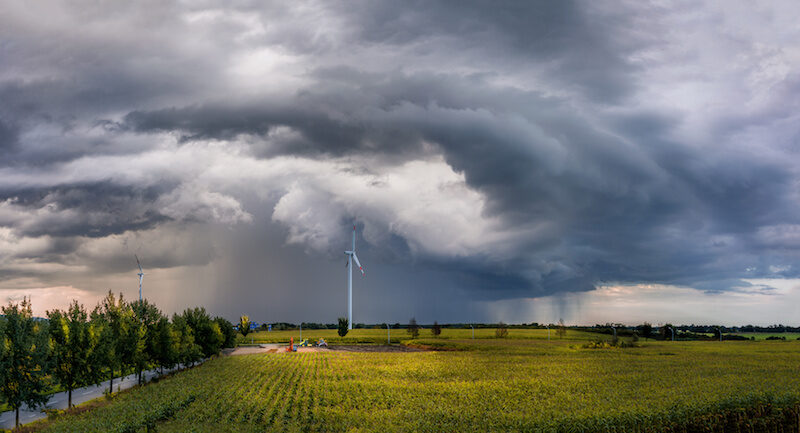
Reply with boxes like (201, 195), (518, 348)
(288, 337), (293, 352)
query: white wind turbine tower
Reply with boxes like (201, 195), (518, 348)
(344, 225), (365, 330)
(135, 255), (144, 302)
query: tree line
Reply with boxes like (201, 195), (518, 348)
(0, 292), (236, 428)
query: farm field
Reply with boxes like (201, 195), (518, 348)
(236, 327), (599, 345)
(31, 338), (800, 432)
(732, 332), (800, 340)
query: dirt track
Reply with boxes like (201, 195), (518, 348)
(224, 344), (423, 355)
(225, 344), (284, 355)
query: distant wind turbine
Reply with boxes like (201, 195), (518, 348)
(135, 255), (144, 302)
(344, 225), (365, 330)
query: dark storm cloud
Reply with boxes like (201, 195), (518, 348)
(0, 182), (174, 238)
(333, 0), (641, 101)
(118, 56), (800, 296)
(0, 117), (19, 155)
(123, 103), (376, 157)
(118, 67), (789, 265)
(1, 0), (800, 323)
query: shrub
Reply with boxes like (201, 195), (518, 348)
(638, 322), (653, 340)
(407, 318), (420, 339)
(495, 322), (508, 338)
(337, 317), (349, 337)
(556, 318), (567, 338)
(583, 337), (638, 349)
(431, 321), (442, 337)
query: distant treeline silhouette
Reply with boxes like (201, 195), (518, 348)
(241, 321), (800, 332)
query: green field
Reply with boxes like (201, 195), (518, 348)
(236, 327), (597, 345)
(733, 332), (800, 341)
(31, 337), (800, 432)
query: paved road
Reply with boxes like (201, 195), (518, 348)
(0, 364), (194, 430)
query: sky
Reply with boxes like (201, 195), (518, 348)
(1, 1), (799, 326)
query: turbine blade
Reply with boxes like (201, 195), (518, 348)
(353, 252), (365, 276)
(135, 254), (143, 272)
(352, 225), (356, 252)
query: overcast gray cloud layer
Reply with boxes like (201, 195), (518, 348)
(1, 1), (799, 323)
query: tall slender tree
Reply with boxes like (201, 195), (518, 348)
(47, 301), (98, 408)
(91, 291), (144, 394)
(172, 313), (202, 366)
(131, 299), (163, 384)
(0, 298), (50, 428)
(152, 316), (178, 374)
(239, 315), (251, 339)
(337, 317), (349, 337)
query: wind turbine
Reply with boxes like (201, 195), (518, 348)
(135, 255), (144, 302)
(344, 225), (365, 330)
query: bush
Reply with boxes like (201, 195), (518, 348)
(638, 322), (653, 340)
(722, 334), (749, 341)
(583, 337), (638, 349)
(407, 318), (420, 339)
(766, 336), (786, 341)
(337, 317), (349, 337)
(431, 321), (442, 337)
(495, 322), (508, 338)
(556, 318), (567, 338)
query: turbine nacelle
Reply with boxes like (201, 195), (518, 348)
(344, 251), (365, 276)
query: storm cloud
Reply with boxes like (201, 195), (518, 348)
(1, 1), (799, 324)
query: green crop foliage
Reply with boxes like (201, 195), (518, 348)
(34, 339), (800, 432)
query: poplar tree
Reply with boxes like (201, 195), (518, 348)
(239, 315), (251, 338)
(47, 300), (98, 408)
(131, 299), (163, 384)
(0, 298), (50, 428)
(172, 313), (202, 366)
(152, 316), (178, 374)
(92, 291), (144, 394)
